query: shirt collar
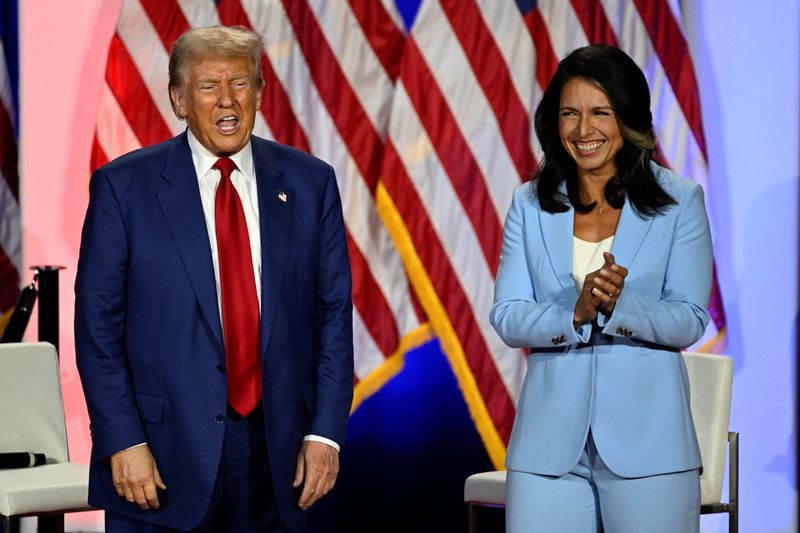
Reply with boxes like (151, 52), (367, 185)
(186, 128), (255, 182)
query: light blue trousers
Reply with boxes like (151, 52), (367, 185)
(506, 434), (700, 532)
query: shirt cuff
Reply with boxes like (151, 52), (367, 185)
(116, 442), (147, 455)
(303, 434), (340, 452)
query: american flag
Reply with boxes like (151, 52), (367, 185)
(0, 0), (20, 320)
(93, 0), (725, 470)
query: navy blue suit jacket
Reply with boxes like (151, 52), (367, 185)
(75, 132), (354, 529)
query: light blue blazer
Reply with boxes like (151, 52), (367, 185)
(490, 164), (712, 478)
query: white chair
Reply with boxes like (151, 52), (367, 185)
(0, 342), (92, 533)
(464, 351), (737, 532)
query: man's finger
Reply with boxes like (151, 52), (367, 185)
(144, 481), (161, 509)
(293, 454), (305, 489)
(298, 479), (317, 509)
(154, 468), (167, 491)
(132, 485), (151, 510)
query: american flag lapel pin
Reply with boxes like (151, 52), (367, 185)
(277, 190), (288, 203)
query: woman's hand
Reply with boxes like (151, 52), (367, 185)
(573, 252), (629, 328)
(590, 252), (628, 314)
(574, 272), (602, 327)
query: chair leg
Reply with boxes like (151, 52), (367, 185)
(37, 514), (65, 533)
(468, 503), (478, 533)
(728, 432), (739, 533)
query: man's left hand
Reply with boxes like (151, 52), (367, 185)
(293, 440), (339, 510)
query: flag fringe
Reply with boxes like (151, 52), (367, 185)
(351, 323), (434, 414)
(375, 181), (507, 470)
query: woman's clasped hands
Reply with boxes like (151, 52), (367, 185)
(573, 251), (628, 327)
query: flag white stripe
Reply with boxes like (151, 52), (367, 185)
(0, 171), (20, 272)
(0, 42), (14, 127)
(306, 0), (394, 136)
(96, 82), (142, 162)
(380, 0), (407, 34)
(246, 0), (419, 337)
(353, 309), (389, 380)
(116, 0), (184, 136)
(413, 0), (520, 220)
(175, 0), (219, 27)
(390, 82), (525, 400)
(537, 0), (589, 59)
(475, 1), (540, 114)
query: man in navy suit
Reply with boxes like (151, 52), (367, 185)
(75, 26), (353, 532)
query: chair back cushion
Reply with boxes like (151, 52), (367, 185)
(682, 351), (732, 505)
(0, 343), (69, 463)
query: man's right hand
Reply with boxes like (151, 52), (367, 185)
(110, 444), (167, 510)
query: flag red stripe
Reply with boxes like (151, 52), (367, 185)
(217, 0), (312, 152)
(0, 102), (18, 199)
(139, 0), (190, 53)
(401, 39), (502, 275)
(0, 244), (19, 311)
(347, 0), (405, 81)
(570, 0), (619, 45)
(90, 135), (110, 173)
(346, 228), (400, 356)
(281, 0), (383, 193)
(630, 0), (707, 157)
(106, 35), (173, 148)
(382, 140), (515, 441)
(439, 0), (535, 178)
(523, 9), (560, 90)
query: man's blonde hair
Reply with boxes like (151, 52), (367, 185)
(168, 26), (264, 117)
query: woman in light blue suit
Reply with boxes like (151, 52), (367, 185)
(490, 45), (712, 532)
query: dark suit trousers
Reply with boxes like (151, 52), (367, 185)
(106, 404), (307, 533)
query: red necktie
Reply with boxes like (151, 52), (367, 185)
(213, 157), (261, 416)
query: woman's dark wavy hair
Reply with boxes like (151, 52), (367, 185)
(533, 44), (675, 216)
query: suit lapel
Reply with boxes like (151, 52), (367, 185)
(156, 133), (224, 354)
(610, 196), (654, 269)
(539, 184), (575, 289)
(252, 139), (292, 354)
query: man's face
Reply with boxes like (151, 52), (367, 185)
(170, 56), (262, 156)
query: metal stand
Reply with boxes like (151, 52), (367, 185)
(31, 266), (64, 355)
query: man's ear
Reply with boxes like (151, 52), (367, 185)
(255, 85), (263, 110)
(169, 86), (187, 120)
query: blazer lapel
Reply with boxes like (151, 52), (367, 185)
(252, 140), (292, 354)
(539, 184), (575, 289)
(610, 196), (654, 269)
(156, 133), (224, 354)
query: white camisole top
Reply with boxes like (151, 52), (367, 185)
(572, 235), (614, 292)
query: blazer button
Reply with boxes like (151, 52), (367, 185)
(214, 415), (225, 424)
(216, 363), (226, 373)
(616, 327), (623, 335)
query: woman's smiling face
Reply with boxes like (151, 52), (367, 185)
(558, 76), (624, 181)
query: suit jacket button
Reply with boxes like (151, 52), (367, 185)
(216, 363), (226, 373)
(214, 415), (225, 424)
(616, 327), (623, 335)
(551, 337), (559, 345)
